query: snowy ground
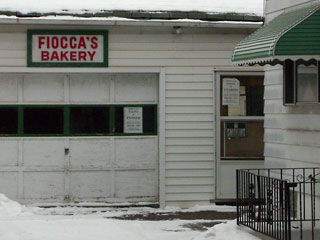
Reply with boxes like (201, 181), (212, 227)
(0, 194), (261, 240)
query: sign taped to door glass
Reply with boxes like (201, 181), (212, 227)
(222, 78), (240, 105)
(124, 107), (143, 133)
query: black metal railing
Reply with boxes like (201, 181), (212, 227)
(236, 168), (320, 240)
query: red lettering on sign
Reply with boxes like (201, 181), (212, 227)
(78, 37), (87, 49)
(50, 51), (59, 61)
(60, 51), (69, 61)
(38, 36), (45, 49)
(70, 37), (77, 49)
(52, 37), (59, 49)
(70, 51), (77, 61)
(41, 51), (50, 61)
(46, 36), (50, 49)
(61, 37), (68, 49)
(78, 51), (86, 61)
(87, 51), (96, 61)
(91, 36), (98, 49)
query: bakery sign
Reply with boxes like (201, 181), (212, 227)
(27, 30), (108, 67)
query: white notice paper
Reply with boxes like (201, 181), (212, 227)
(222, 78), (240, 105)
(124, 107), (143, 133)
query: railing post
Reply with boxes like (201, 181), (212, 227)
(285, 182), (297, 240)
(236, 169), (239, 225)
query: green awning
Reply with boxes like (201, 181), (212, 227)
(232, 4), (320, 65)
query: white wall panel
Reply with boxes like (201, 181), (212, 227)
(115, 170), (157, 198)
(115, 138), (158, 169)
(70, 139), (111, 168)
(69, 74), (111, 103)
(23, 140), (65, 167)
(0, 140), (18, 166)
(23, 171), (65, 199)
(23, 74), (65, 102)
(0, 74), (19, 102)
(0, 172), (18, 199)
(114, 74), (158, 103)
(70, 171), (111, 199)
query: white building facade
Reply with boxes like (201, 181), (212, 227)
(0, 13), (264, 207)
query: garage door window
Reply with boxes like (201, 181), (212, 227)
(24, 107), (64, 134)
(70, 107), (109, 134)
(114, 105), (157, 135)
(0, 108), (18, 134)
(0, 105), (157, 136)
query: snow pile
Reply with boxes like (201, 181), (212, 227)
(0, 194), (38, 217)
(0, 194), (24, 217)
(193, 220), (260, 240)
(0, 0), (263, 16)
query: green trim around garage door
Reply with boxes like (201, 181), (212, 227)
(232, 4), (320, 65)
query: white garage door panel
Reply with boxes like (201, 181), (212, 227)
(23, 74), (65, 102)
(70, 139), (111, 168)
(115, 170), (157, 198)
(70, 171), (111, 199)
(0, 74), (19, 102)
(0, 140), (18, 166)
(0, 172), (18, 199)
(23, 140), (65, 167)
(115, 74), (158, 102)
(23, 171), (65, 199)
(70, 74), (111, 103)
(0, 73), (159, 203)
(115, 138), (158, 168)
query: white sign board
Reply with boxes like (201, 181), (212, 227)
(124, 107), (143, 133)
(28, 30), (108, 67)
(222, 78), (240, 105)
(32, 35), (104, 63)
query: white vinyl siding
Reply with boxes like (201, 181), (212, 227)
(264, 65), (320, 170)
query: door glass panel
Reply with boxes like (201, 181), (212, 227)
(220, 75), (264, 160)
(220, 76), (264, 117)
(220, 121), (264, 159)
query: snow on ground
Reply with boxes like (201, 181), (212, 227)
(0, 0), (263, 16)
(194, 220), (261, 240)
(0, 194), (261, 240)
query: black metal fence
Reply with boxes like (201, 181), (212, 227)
(236, 168), (320, 240)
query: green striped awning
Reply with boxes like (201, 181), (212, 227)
(232, 4), (320, 65)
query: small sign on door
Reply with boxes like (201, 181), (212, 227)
(222, 78), (240, 105)
(124, 107), (143, 133)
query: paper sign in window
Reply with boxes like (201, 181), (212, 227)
(222, 78), (240, 105)
(124, 107), (143, 133)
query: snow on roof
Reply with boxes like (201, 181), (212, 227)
(0, 0), (264, 17)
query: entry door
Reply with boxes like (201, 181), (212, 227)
(216, 72), (265, 199)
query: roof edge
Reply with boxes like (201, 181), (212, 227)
(0, 10), (264, 22)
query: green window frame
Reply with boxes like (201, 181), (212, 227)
(0, 104), (157, 137)
(283, 60), (320, 105)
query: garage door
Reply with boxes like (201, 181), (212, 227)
(0, 73), (158, 203)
